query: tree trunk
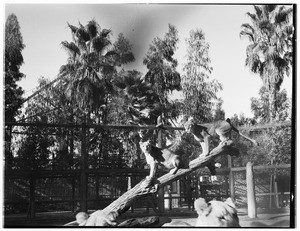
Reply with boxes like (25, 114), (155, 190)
(75, 140), (239, 226)
(118, 216), (171, 227)
(269, 86), (277, 122)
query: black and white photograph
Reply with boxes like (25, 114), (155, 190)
(3, 2), (295, 228)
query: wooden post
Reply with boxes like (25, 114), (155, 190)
(269, 174), (280, 209)
(228, 155), (235, 200)
(157, 115), (165, 213)
(127, 176), (134, 213)
(80, 119), (88, 212)
(273, 174), (280, 208)
(246, 162), (257, 218)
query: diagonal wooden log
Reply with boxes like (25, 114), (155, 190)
(66, 140), (239, 226)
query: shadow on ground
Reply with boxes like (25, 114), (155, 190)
(4, 207), (292, 228)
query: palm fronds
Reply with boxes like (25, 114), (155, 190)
(86, 19), (99, 38)
(101, 29), (111, 37)
(61, 41), (81, 60)
(60, 19), (135, 113)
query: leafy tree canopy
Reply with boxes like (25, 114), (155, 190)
(5, 13), (25, 123)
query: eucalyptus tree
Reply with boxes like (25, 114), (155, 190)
(5, 13), (25, 123)
(143, 24), (181, 119)
(181, 29), (222, 123)
(240, 5), (294, 121)
(5, 13), (26, 169)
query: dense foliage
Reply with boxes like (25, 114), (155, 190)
(5, 14), (25, 123)
(240, 5), (293, 121)
(181, 29), (223, 123)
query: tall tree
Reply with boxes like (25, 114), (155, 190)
(143, 24), (181, 107)
(181, 29), (222, 122)
(14, 77), (76, 170)
(5, 13), (26, 169)
(59, 20), (135, 165)
(240, 5), (294, 121)
(60, 20), (134, 120)
(5, 13), (25, 123)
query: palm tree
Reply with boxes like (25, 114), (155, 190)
(59, 20), (135, 173)
(240, 5), (293, 121)
(60, 20), (134, 122)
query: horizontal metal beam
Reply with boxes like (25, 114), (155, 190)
(4, 168), (151, 179)
(5, 122), (185, 131)
(6, 121), (291, 132)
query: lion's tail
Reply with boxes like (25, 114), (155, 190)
(226, 118), (259, 146)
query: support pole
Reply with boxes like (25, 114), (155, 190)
(80, 119), (88, 212)
(246, 162), (257, 218)
(228, 155), (235, 200)
(273, 174), (280, 208)
(269, 174), (273, 209)
(157, 115), (165, 213)
(72, 177), (75, 212)
(95, 174), (100, 208)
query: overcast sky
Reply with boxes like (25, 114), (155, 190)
(5, 3), (293, 118)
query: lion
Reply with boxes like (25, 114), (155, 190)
(194, 197), (240, 227)
(184, 117), (258, 156)
(65, 210), (118, 226)
(163, 197), (240, 227)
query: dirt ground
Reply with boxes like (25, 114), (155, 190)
(167, 213), (291, 227)
(4, 207), (292, 228)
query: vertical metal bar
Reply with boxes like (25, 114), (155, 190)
(95, 174), (99, 208)
(228, 155), (235, 200)
(72, 176), (75, 212)
(157, 115), (165, 213)
(80, 118), (88, 212)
